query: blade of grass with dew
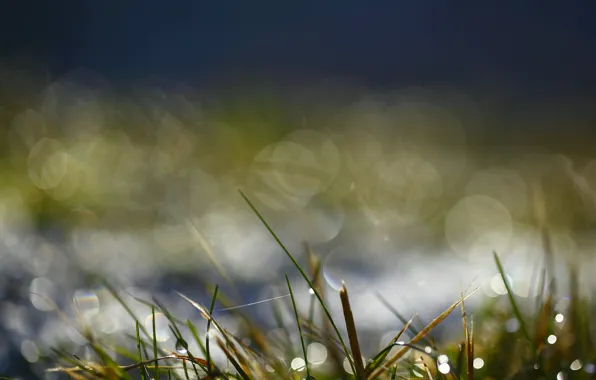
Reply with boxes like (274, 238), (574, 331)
(368, 287), (480, 379)
(153, 296), (185, 341)
(493, 251), (533, 347)
(285, 274), (311, 379)
(166, 325), (202, 380)
(339, 281), (365, 379)
(239, 189), (357, 375)
(186, 319), (214, 376)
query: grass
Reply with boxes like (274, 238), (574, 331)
(36, 191), (596, 380)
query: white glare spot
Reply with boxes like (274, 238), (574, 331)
(143, 312), (171, 342)
(547, 335), (557, 344)
(307, 342), (328, 365)
(473, 358), (484, 369)
(505, 318), (519, 332)
(557, 371), (566, 380)
(490, 274), (513, 295)
(265, 364), (275, 372)
(555, 313), (565, 323)
(342, 357), (365, 375)
(30, 277), (55, 311)
(291, 357), (306, 371)
(308, 288), (315, 295)
(438, 362), (450, 374)
(570, 359), (582, 371)
(437, 354), (449, 364)
(21, 340), (39, 363)
(424, 346), (432, 354)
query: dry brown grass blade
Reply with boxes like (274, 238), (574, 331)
(368, 287), (480, 379)
(340, 281), (366, 379)
(460, 289), (473, 380)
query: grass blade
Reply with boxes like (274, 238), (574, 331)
(368, 287), (479, 379)
(286, 274), (311, 379)
(493, 251), (533, 346)
(136, 321), (149, 380)
(102, 280), (153, 342)
(339, 281), (365, 379)
(207, 285), (219, 373)
(365, 316), (414, 376)
(239, 189), (357, 375)
(152, 306), (159, 379)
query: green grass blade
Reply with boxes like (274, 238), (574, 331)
(152, 306), (159, 380)
(493, 251), (533, 346)
(186, 319), (208, 360)
(136, 321), (149, 380)
(207, 285), (219, 373)
(239, 189), (357, 375)
(286, 274), (311, 378)
(103, 280), (151, 339)
(389, 365), (397, 380)
(365, 316), (414, 376)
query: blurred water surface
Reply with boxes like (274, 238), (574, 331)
(1, 66), (596, 377)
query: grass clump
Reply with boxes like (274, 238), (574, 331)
(40, 191), (595, 380)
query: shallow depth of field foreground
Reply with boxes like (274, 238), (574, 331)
(1, 65), (596, 379)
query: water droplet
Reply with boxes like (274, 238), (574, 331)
(175, 339), (188, 355)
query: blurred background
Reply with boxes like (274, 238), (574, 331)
(1, 1), (596, 378)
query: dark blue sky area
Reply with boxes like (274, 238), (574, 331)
(2, 1), (596, 95)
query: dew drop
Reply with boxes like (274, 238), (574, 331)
(175, 338), (188, 355)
